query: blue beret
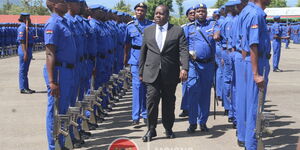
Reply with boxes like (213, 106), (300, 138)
(111, 9), (118, 14)
(220, 5), (225, 10)
(225, 0), (241, 6)
(117, 12), (123, 16)
(185, 6), (195, 16)
(195, 3), (207, 9)
(65, 0), (80, 2)
(89, 4), (100, 10)
(20, 13), (30, 16)
(134, 2), (147, 10)
(274, 16), (281, 19)
(213, 10), (220, 15)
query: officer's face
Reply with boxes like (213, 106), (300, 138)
(187, 10), (195, 22)
(54, 0), (68, 14)
(135, 7), (146, 20)
(195, 8), (207, 22)
(67, 2), (80, 14)
(154, 6), (169, 26)
(213, 14), (220, 20)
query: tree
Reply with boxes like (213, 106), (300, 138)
(0, 0), (49, 15)
(212, 0), (228, 8)
(113, 0), (131, 13)
(175, 0), (185, 17)
(297, 0), (300, 7)
(268, 0), (287, 7)
(146, 0), (173, 20)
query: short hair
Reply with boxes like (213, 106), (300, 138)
(156, 5), (169, 16)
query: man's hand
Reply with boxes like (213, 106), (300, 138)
(254, 74), (264, 91)
(139, 76), (143, 81)
(50, 82), (60, 98)
(180, 70), (188, 82)
(221, 59), (224, 66)
(23, 53), (28, 62)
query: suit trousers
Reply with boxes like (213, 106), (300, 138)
(145, 71), (177, 131)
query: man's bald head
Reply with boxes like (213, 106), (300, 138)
(154, 5), (169, 26)
(156, 5), (170, 16)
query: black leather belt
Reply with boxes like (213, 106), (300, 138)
(132, 45), (141, 50)
(108, 50), (113, 54)
(55, 61), (74, 69)
(89, 55), (96, 61)
(80, 56), (84, 62)
(194, 57), (214, 64)
(97, 53), (106, 59)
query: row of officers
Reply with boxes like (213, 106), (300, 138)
(15, 0), (295, 150)
(0, 23), (44, 57)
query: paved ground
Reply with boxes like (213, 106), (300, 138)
(0, 43), (300, 150)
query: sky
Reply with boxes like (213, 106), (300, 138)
(85, 0), (299, 14)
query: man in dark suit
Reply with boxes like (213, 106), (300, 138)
(139, 5), (189, 142)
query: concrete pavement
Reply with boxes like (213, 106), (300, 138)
(0, 43), (300, 150)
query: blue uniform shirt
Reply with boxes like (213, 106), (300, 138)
(44, 13), (77, 64)
(83, 18), (97, 57)
(124, 19), (153, 65)
(17, 22), (34, 56)
(89, 18), (107, 57)
(185, 19), (219, 59)
(271, 22), (282, 42)
(241, 2), (271, 54)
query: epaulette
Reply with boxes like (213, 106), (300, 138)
(127, 20), (134, 25)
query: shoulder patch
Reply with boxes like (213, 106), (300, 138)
(46, 30), (53, 34)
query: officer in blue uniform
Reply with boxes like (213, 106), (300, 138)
(43, 0), (77, 149)
(240, 1), (271, 149)
(185, 3), (220, 133)
(271, 16), (283, 72)
(17, 13), (36, 94)
(124, 2), (153, 126)
(282, 23), (291, 49)
(179, 6), (196, 118)
(232, 0), (249, 147)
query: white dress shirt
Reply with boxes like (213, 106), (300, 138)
(155, 22), (168, 52)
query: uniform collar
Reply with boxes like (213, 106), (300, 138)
(136, 19), (148, 25)
(75, 15), (83, 22)
(65, 13), (77, 23)
(51, 13), (65, 22)
(195, 19), (209, 26)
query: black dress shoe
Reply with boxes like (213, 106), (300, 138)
(273, 68), (283, 72)
(27, 88), (36, 93)
(143, 118), (148, 124)
(228, 117), (234, 123)
(179, 110), (189, 117)
(224, 110), (229, 116)
(187, 124), (197, 134)
(20, 89), (32, 94)
(165, 129), (176, 138)
(142, 130), (157, 142)
(200, 124), (209, 132)
(237, 140), (245, 147)
(132, 120), (139, 126)
(232, 122), (237, 129)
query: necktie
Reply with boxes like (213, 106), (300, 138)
(157, 26), (163, 51)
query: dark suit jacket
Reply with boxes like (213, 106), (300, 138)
(139, 23), (189, 84)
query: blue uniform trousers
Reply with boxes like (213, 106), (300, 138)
(229, 52), (236, 121)
(272, 40), (281, 70)
(180, 81), (189, 111)
(131, 65), (147, 121)
(187, 61), (214, 125)
(222, 50), (232, 112)
(19, 54), (32, 90)
(234, 52), (247, 142)
(245, 56), (269, 150)
(215, 46), (223, 98)
(95, 57), (105, 89)
(44, 65), (74, 150)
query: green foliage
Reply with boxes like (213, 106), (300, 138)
(169, 16), (188, 26)
(297, 0), (300, 7)
(268, 0), (287, 7)
(146, 0), (173, 20)
(175, 0), (185, 17)
(212, 0), (228, 8)
(113, 0), (132, 13)
(0, 0), (49, 15)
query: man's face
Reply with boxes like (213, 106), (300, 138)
(154, 6), (169, 26)
(54, 0), (68, 14)
(67, 2), (80, 14)
(187, 9), (195, 22)
(195, 8), (207, 21)
(213, 14), (220, 20)
(135, 7), (146, 20)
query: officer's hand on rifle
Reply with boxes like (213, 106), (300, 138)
(254, 74), (265, 91)
(50, 82), (60, 98)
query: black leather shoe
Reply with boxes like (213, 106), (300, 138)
(187, 124), (197, 134)
(228, 117), (234, 123)
(224, 110), (229, 116)
(143, 118), (148, 124)
(165, 129), (176, 138)
(132, 120), (139, 126)
(273, 68), (283, 72)
(237, 140), (245, 147)
(179, 110), (189, 117)
(200, 124), (209, 132)
(20, 89), (32, 94)
(27, 88), (36, 93)
(142, 130), (157, 142)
